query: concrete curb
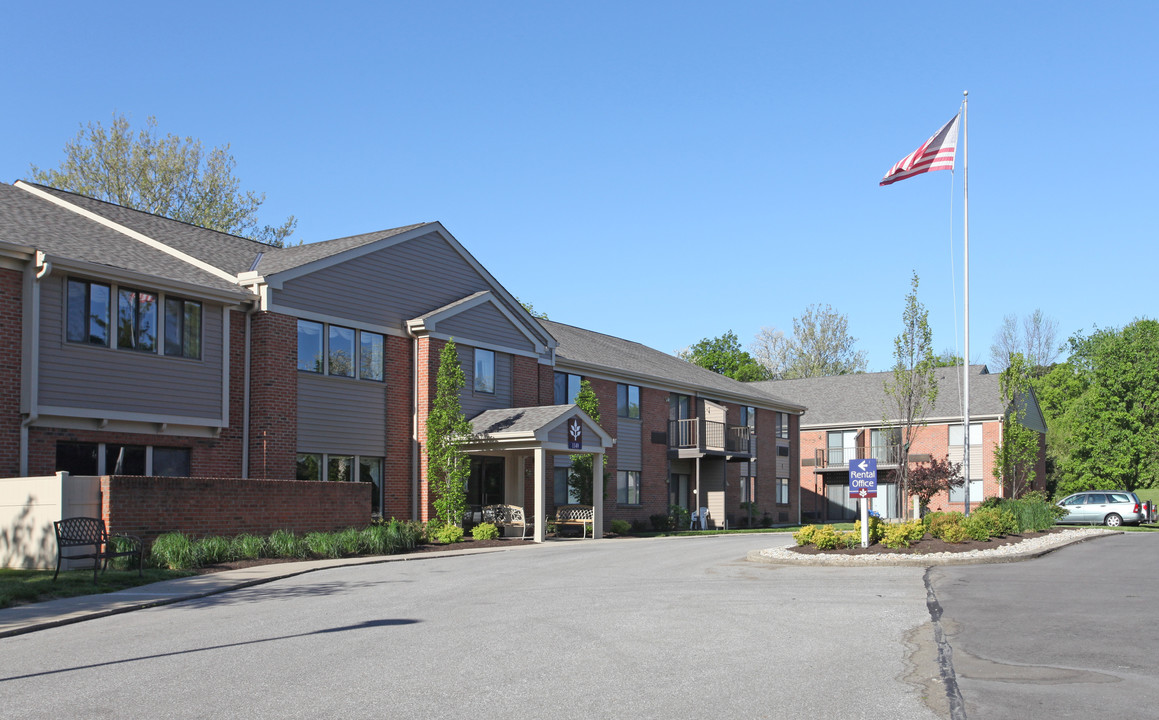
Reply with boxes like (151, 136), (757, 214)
(746, 529), (1121, 567)
(0, 544), (538, 639)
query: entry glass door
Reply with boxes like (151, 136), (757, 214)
(468, 457), (505, 507)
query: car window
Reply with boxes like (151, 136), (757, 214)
(1067, 495), (1087, 505)
(1110, 493), (1131, 503)
(1087, 493), (1107, 504)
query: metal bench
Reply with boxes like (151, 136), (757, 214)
(555, 505), (595, 538)
(53, 517), (143, 583)
(482, 504), (531, 540)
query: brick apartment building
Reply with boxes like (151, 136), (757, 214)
(751, 366), (1047, 521)
(0, 181), (803, 541)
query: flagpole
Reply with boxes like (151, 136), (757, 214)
(962, 90), (971, 514)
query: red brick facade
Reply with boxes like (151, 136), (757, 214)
(383, 334), (414, 519)
(247, 311), (297, 479)
(0, 268), (22, 476)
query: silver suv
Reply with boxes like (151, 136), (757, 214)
(1056, 491), (1145, 526)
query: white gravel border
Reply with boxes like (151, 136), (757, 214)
(747, 528), (1121, 566)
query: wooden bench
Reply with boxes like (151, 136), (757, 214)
(555, 505), (595, 538)
(482, 504), (531, 540)
(53, 517), (143, 583)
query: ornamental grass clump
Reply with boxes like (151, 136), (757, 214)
(150, 532), (197, 570)
(268, 529), (307, 558)
(195, 536), (233, 565)
(230, 533), (266, 560)
(305, 531), (341, 558)
(336, 527), (362, 556)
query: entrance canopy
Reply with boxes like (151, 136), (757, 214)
(464, 405), (612, 542)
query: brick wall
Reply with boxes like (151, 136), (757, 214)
(414, 336), (443, 521)
(538, 363), (555, 405)
(384, 334), (413, 519)
(639, 386), (670, 524)
(248, 311), (297, 479)
(512, 355), (539, 407)
(0, 268), (22, 476)
(101, 475), (370, 544)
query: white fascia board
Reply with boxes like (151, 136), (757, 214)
(46, 256), (255, 306)
(267, 303), (409, 338)
(554, 358), (807, 414)
(799, 414), (1004, 432)
(532, 409), (614, 446)
(15, 181), (241, 285)
(31, 413), (223, 438)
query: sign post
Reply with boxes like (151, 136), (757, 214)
(849, 458), (878, 548)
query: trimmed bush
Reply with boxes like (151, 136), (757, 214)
(940, 523), (969, 543)
(668, 505), (691, 530)
(472, 522), (500, 540)
(881, 521), (925, 549)
(793, 525), (817, 546)
(927, 512), (965, 540)
(150, 532), (197, 570)
(650, 514), (674, 532)
(611, 519), (631, 535)
(854, 515), (886, 543)
(432, 524), (464, 544)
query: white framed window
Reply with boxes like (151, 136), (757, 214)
(617, 384), (640, 418)
(776, 477), (790, 505)
(328, 326), (356, 377)
(617, 470), (641, 505)
(360, 332), (384, 381)
(297, 319), (385, 381)
(164, 297), (202, 359)
(474, 348), (495, 393)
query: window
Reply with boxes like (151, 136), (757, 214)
(328, 455), (354, 482)
(67, 279), (111, 346)
(56, 441), (98, 475)
(776, 412), (791, 439)
(554, 372), (582, 404)
(153, 447), (191, 477)
(617, 384), (640, 418)
(950, 479), (984, 504)
(474, 349), (495, 393)
(554, 467), (580, 504)
(296, 453), (322, 481)
(871, 428), (902, 463)
(669, 473), (690, 510)
(741, 406), (756, 430)
(776, 477), (790, 505)
(164, 297), (202, 359)
(617, 470), (641, 505)
(328, 326), (356, 377)
(55, 442), (189, 476)
(360, 332), (384, 381)
(116, 288), (157, 352)
(778, 445), (790, 457)
(740, 476), (756, 503)
(828, 430), (857, 465)
(360, 457), (383, 515)
(297, 320), (324, 372)
(949, 423), (982, 447)
(673, 394), (691, 420)
(105, 445), (146, 475)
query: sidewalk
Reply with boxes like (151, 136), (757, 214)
(0, 545), (533, 639)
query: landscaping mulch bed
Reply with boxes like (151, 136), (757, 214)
(787, 527), (1070, 556)
(193, 537), (534, 575)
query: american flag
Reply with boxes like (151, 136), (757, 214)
(880, 114), (960, 186)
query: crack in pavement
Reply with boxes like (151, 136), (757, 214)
(923, 567), (968, 720)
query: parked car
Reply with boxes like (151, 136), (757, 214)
(1056, 491), (1145, 526)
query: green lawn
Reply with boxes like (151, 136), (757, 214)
(0, 567), (193, 609)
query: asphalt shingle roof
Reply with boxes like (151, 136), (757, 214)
(539, 319), (804, 411)
(0, 184), (247, 295)
(470, 405), (577, 435)
(253, 223), (429, 275)
(749, 366), (1005, 427)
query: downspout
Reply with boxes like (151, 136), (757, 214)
(241, 301), (257, 478)
(996, 418), (1005, 498)
(20, 253), (50, 475)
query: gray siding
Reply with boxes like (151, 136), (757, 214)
(272, 231), (537, 341)
(38, 274), (224, 420)
(438, 302), (536, 353)
(296, 373), (387, 456)
(617, 418), (642, 470)
(458, 347), (513, 419)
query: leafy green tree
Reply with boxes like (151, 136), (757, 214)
(567, 379), (609, 505)
(517, 297), (548, 319)
(934, 349), (964, 368)
(679, 330), (771, 381)
(910, 455), (964, 513)
(993, 353), (1040, 497)
(752, 304), (867, 379)
(426, 339), (472, 526)
(883, 273), (939, 520)
(30, 113), (296, 246)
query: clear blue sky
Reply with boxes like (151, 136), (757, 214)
(3, 2), (1154, 372)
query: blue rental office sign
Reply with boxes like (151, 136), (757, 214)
(848, 458), (878, 499)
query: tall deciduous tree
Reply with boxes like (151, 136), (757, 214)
(30, 113), (296, 246)
(567, 379), (608, 505)
(426, 339), (472, 526)
(678, 330), (770, 381)
(751, 304), (867, 379)
(883, 273), (939, 520)
(993, 353), (1040, 497)
(989, 309), (1060, 372)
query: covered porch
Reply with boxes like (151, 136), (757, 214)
(463, 405), (613, 543)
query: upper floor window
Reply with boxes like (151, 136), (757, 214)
(474, 348), (495, 393)
(672, 393), (692, 420)
(617, 384), (640, 418)
(67, 279), (111, 346)
(117, 288), (157, 352)
(949, 423), (982, 446)
(164, 297), (202, 359)
(740, 406), (757, 430)
(297, 319), (384, 381)
(555, 372), (582, 405)
(776, 412), (791, 439)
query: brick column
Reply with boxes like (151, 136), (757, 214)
(0, 268), (22, 476)
(248, 311), (297, 479)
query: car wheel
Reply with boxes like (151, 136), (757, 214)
(1105, 513), (1123, 527)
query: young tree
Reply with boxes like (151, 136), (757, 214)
(30, 113), (296, 246)
(993, 353), (1040, 497)
(751, 304), (867, 379)
(426, 339), (472, 526)
(882, 272), (939, 520)
(909, 455), (964, 514)
(989, 309), (1060, 372)
(678, 330), (770, 381)
(567, 379), (609, 505)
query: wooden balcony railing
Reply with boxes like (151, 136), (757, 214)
(817, 444), (902, 468)
(668, 419), (752, 454)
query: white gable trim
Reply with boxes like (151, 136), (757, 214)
(15, 181), (242, 285)
(406, 290), (546, 354)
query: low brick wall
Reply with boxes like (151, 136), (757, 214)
(101, 475), (371, 544)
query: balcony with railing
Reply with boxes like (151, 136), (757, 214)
(816, 443), (902, 469)
(668, 418), (752, 458)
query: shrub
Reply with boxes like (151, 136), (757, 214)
(268, 529), (307, 558)
(881, 521), (926, 549)
(230, 533), (266, 560)
(962, 514), (992, 542)
(150, 532), (198, 570)
(432, 524), (464, 544)
(472, 522), (500, 540)
(810, 525), (858, 550)
(760, 512), (773, 528)
(793, 525), (817, 546)
(649, 514), (673, 531)
(940, 523), (968, 543)
(854, 516), (886, 543)
(306, 531), (342, 558)
(927, 512), (965, 540)
(195, 535), (233, 565)
(668, 505), (691, 530)
(630, 519), (647, 533)
(611, 519), (631, 535)
(391, 519), (422, 551)
(107, 536), (142, 570)
(1001, 497), (1057, 532)
(336, 527), (363, 555)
